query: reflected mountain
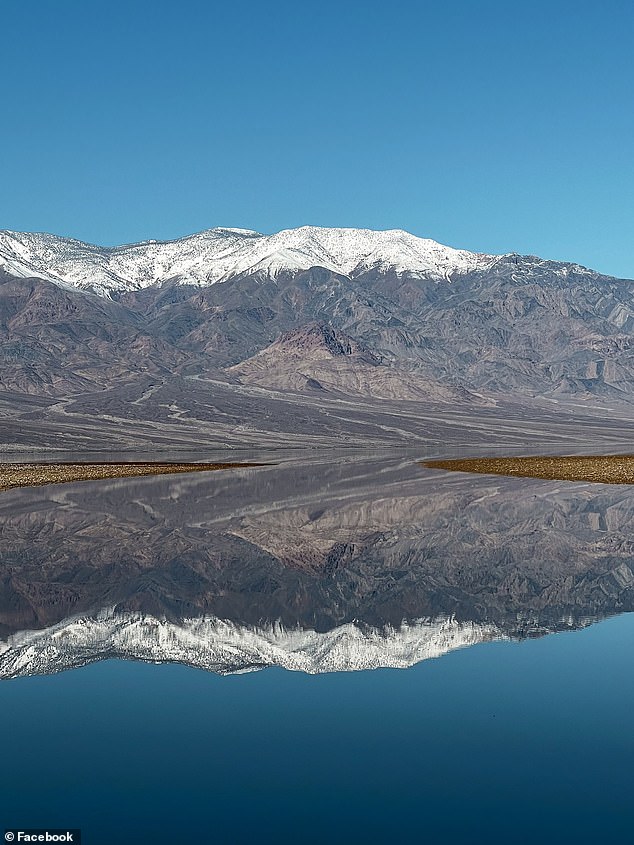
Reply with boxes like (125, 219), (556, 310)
(1, 452), (633, 677)
(1, 612), (505, 678)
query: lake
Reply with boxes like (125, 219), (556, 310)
(1, 450), (633, 844)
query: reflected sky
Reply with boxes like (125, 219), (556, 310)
(2, 615), (633, 845)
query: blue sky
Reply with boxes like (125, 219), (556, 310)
(2, 0), (633, 277)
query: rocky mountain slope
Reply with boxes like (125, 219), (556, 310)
(2, 225), (634, 447)
(229, 322), (479, 402)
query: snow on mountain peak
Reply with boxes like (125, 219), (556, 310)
(0, 225), (497, 297)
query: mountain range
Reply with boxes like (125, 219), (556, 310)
(2, 225), (634, 449)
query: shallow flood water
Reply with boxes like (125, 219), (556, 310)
(1, 450), (633, 844)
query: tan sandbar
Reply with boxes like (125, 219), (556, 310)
(0, 462), (267, 492)
(422, 455), (634, 485)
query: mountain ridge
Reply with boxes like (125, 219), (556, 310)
(0, 225), (499, 296)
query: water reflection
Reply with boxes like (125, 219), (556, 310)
(1, 452), (633, 678)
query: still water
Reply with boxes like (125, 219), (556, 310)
(1, 451), (633, 844)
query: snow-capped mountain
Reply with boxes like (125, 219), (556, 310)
(3, 220), (634, 445)
(0, 608), (503, 678)
(0, 225), (497, 297)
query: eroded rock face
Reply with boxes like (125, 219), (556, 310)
(228, 322), (473, 402)
(1, 454), (633, 676)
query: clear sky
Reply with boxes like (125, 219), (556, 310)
(2, 0), (633, 277)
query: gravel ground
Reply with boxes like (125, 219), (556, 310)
(0, 462), (266, 492)
(422, 454), (634, 484)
